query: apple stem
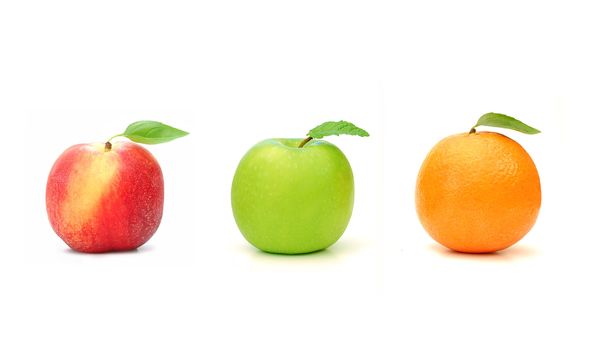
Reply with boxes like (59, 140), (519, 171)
(298, 136), (313, 148)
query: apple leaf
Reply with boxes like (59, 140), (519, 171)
(114, 121), (189, 144)
(472, 113), (540, 134)
(307, 121), (370, 139)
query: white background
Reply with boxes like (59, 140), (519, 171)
(2, 0), (593, 349)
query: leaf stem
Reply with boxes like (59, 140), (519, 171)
(104, 133), (124, 152)
(107, 134), (123, 143)
(298, 136), (313, 148)
(104, 134), (124, 152)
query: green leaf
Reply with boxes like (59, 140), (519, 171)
(116, 121), (189, 144)
(473, 113), (541, 134)
(307, 120), (370, 139)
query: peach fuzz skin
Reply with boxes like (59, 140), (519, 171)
(46, 141), (164, 253)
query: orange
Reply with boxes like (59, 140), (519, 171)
(415, 131), (541, 253)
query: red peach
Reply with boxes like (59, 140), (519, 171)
(46, 141), (164, 253)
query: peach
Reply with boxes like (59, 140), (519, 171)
(46, 141), (164, 253)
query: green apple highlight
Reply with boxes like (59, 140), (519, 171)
(231, 121), (368, 254)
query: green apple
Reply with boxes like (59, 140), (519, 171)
(231, 121), (368, 254)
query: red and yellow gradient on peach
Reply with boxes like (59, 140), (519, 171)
(46, 142), (164, 253)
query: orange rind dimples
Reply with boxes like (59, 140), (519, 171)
(416, 131), (541, 253)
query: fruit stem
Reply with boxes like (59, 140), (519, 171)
(298, 136), (313, 148)
(104, 133), (123, 151)
(469, 127), (477, 134)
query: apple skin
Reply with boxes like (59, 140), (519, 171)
(46, 141), (164, 253)
(231, 138), (354, 254)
